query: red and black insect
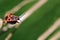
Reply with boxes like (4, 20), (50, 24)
(4, 13), (19, 24)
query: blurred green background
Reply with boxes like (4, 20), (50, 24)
(0, 0), (60, 40)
